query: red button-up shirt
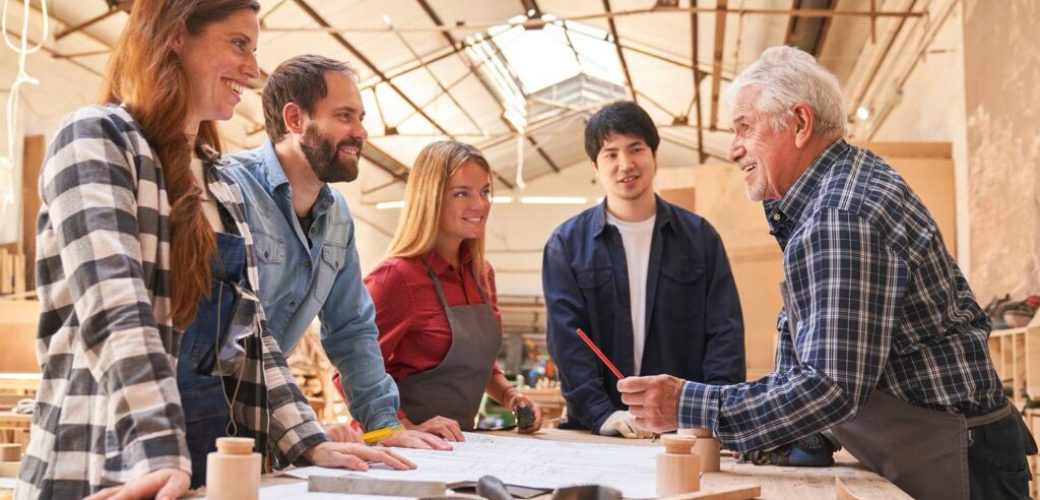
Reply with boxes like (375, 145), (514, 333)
(367, 250), (503, 381)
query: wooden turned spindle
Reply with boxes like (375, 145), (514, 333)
(689, 428), (721, 472)
(657, 435), (701, 496)
(206, 437), (261, 500)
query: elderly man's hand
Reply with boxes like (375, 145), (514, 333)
(617, 374), (684, 433)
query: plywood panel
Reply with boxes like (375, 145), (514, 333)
(728, 245), (784, 379)
(0, 300), (40, 373)
(21, 135), (45, 292)
(660, 187), (696, 214)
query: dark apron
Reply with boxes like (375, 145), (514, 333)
(779, 281), (1025, 500)
(396, 265), (502, 431)
(177, 232), (249, 488)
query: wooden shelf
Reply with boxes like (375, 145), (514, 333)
(987, 311), (1040, 409)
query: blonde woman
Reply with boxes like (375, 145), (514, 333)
(342, 141), (542, 439)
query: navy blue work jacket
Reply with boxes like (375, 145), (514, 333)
(543, 196), (745, 432)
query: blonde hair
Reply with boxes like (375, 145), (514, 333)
(387, 140), (493, 292)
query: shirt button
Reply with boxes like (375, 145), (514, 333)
(305, 261), (312, 268)
(772, 213), (781, 221)
(289, 300), (296, 307)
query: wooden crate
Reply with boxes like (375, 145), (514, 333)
(0, 413), (30, 448)
(988, 311), (1040, 408)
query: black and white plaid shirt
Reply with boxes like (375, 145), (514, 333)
(17, 105), (326, 499)
(679, 139), (1004, 452)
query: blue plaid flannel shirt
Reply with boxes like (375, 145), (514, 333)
(678, 139), (1004, 452)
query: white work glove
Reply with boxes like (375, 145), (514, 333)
(600, 410), (655, 439)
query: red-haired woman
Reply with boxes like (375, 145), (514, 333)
(18, 2), (410, 499)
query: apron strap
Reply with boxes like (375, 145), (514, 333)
(469, 265), (490, 304)
(425, 265), (452, 311)
(965, 402), (1014, 428)
(424, 260), (490, 310)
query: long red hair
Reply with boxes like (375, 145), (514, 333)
(101, 0), (260, 329)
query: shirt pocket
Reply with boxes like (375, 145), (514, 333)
(575, 266), (616, 321)
(575, 266), (614, 289)
(314, 243), (347, 298)
(252, 230), (285, 264)
(659, 261), (705, 322)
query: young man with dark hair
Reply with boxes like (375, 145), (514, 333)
(223, 55), (454, 448)
(543, 101), (746, 437)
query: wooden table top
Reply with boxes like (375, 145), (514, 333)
(486, 428), (910, 499)
(184, 428), (911, 499)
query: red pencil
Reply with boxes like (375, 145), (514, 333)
(575, 327), (625, 380)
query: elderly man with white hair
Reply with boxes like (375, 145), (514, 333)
(616, 46), (1035, 499)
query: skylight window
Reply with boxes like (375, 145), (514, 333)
(464, 15), (626, 130)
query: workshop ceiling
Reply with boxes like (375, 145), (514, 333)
(23, 0), (929, 193)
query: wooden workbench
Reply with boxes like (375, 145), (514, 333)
(185, 428), (910, 499)
(489, 429), (910, 499)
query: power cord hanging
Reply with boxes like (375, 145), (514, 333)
(0, 0), (48, 234)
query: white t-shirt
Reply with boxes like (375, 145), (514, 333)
(191, 156), (225, 233)
(606, 212), (656, 376)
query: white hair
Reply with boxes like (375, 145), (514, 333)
(726, 45), (847, 139)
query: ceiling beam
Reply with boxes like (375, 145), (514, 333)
(260, 7), (924, 36)
(602, 0), (636, 104)
(784, 0), (837, 57)
(849, 0), (918, 121)
(519, 0), (542, 17)
(53, 5), (122, 40)
(361, 141), (410, 183)
(32, 1), (404, 175)
(291, 0), (454, 139)
(291, 0), (515, 187)
(690, 0), (706, 163)
(708, 0), (726, 131)
(358, 44), (463, 92)
(413, 0), (531, 186)
(867, 0), (955, 140)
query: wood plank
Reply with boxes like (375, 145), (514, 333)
(849, 141), (952, 159)
(661, 187), (697, 214)
(1013, 332), (1023, 404)
(0, 251), (11, 295)
(0, 301), (41, 373)
(21, 135), (45, 292)
(659, 484), (760, 499)
(12, 255), (24, 298)
(1026, 324), (1040, 401)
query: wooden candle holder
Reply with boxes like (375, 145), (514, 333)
(657, 434), (701, 496)
(206, 437), (261, 500)
(687, 428), (721, 472)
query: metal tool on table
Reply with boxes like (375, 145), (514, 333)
(308, 475), (446, 497)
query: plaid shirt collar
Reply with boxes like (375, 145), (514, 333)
(765, 139), (850, 246)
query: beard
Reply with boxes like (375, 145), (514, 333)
(300, 123), (361, 183)
(746, 171), (769, 202)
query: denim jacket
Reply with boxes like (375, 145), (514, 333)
(223, 140), (400, 430)
(543, 196), (745, 432)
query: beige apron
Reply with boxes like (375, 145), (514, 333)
(397, 266), (502, 431)
(779, 281), (1017, 500)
